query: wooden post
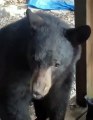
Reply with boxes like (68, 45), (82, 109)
(75, 0), (87, 107)
(86, 0), (93, 99)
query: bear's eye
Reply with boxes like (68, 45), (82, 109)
(54, 62), (60, 68)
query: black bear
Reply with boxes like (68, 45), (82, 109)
(0, 8), (91, 120)
(28, 10), (91, 120)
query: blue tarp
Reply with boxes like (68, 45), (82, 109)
(28, 0), (74, 11)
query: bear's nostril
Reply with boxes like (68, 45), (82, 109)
(32, 90), (42, 99)
(33, 91), (40, 96)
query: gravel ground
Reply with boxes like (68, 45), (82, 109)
(0, 1), (76, 119)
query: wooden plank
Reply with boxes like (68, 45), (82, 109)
(86, 0), (93, 99)
(75, 0), (87, 107)
(65, 97), (87, 120)
(65, 105), (86, 120)
(79, 113), (86, 120)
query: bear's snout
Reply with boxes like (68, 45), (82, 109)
(32, 67), (52, 99)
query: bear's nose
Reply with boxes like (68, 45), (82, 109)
(33, 91), (40, 96)
(33, 90), (43, 99)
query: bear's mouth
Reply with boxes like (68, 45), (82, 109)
(32, 84), (50, 99)
(32, 91), (44, 99)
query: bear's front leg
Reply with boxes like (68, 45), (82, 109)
(6, 81), (32, 120)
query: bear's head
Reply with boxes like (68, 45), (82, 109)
(26, 9), (91, 99)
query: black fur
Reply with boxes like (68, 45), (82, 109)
(0, 17), (34, 120)
(0, 9), (91, 120)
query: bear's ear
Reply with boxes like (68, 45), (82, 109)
(65, 25), (91, 46)
(26, 9), (44, 29)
